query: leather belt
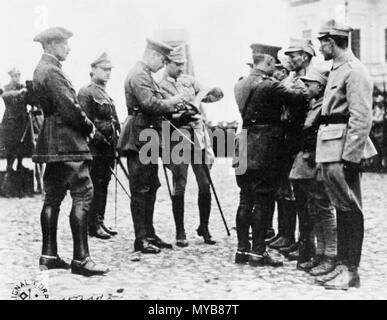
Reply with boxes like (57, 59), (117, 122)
(319, 115), (349, 125)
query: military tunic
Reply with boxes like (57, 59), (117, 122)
(120, 61), (178, 241)
(233, 68), (306, 254)
(317, 50), (374, 269)
(78, 81), (121, 228)
(32, 53), (94, 207)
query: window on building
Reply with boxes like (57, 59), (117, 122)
(351, 29), (361, 59)
(302, 29), (312, 40)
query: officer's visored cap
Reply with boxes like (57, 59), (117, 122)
(284, 38), (316, 57)
(300, 69), (329, 86)
(33, 27), (73, 44)
(91, 52), (114, 68)
(146, 38), (173, 58)
(169, 45), (187, 64)
(317, 19), (354, 39)
(8, 67), (21, 76)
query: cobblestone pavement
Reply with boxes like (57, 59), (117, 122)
(0, 159), (387, 300)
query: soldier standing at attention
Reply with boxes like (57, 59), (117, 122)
(233, 44), (307, 267)
(270, 39), (316, 258)
(32, 27), (108, 276)
(119, 39), (184, 254)
(159, 45), (223, 247)
(78, 53), (120, 240)
(315, 20), (376, 290)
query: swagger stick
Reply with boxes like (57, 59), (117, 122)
(162, 165), (173, 201)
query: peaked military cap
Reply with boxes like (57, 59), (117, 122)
(8, 67), (21, 76)
(91, 52), (114, 68)
(33, 27), (73, 44)
(146, 38), (173, 58)
(284, 38), (316, 57)
(250, 43), (281, 59)
(318, 19), (354, 39)
(300, 69), (329, 86)
(169, 45), (187, 64)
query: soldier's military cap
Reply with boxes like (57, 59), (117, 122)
(300, 69), (329, 86)
(33, 27), (73, 44)
(169, 45), (187, 64)
(146, 38), (173, 58)
(318, 19), (354, 39)
(91, 52), (114, 68)
(250, 43), (281, 60)
(284, 38), (316, 57)
(8, 67), (21, 76)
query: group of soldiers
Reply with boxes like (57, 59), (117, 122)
(234, 19), (376, 290)
(22, 26), (223, 277)
(1, 18), (375, 290)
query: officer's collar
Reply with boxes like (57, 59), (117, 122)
(90, 79), (107, 91)
(139, 61), (152, 74)
(332, 50), (354, 70)
(42, 53), (62, 68)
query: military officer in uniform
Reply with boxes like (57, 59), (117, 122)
(32, 27), (108, 276)
(78, 53), (120, 240)
(1, 67), (30, 172)
(314, 20), (376, 290)
(270, 39), (316, 256)
(159, 45), (223, 247)
(118, 39), (184, 254)
(233, 44), (307, 267)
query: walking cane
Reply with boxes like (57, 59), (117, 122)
(114, 161), (118, 228)
(162, 164), (173, 201)
(110, 167), (131, 200)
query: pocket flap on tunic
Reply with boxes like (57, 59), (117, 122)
(321, 129), (345, 141)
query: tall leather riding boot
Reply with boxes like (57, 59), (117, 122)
(41, 204), (60, 256)
(197, 193), (215, 244)
(282, 199), (297, 241)
(345, 209), (364, 269)
(336, 210), (348, 264)
(236, 205), (252, 252)
(251, 194), (273, 254)
(88, 186), (110, 240)
(144, 191), (157, 237)
(70, 205), (90, 261)
(172, 195), (186, 240)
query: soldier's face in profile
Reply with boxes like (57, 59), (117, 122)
(303, 80), (323, 99)
(319, 38), (334, 60)
(51, 40), (71, 61)
(151, 51), (167, 72)
(166, 62), (185, 79)
(287, 52), (305, 71)
(93, 66), (112, 83)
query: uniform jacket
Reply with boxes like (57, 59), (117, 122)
(78, 81), (120, 157)
(233, 69), (306, 173)
(159, 73), (216, 164)
(32, 53), (94, 163)
(0, 88), (33, 157)
(316, 50), (376, 164)
(117, 61), (176, 153)
(290, 97), (323, 180)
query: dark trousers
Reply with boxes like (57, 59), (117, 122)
(320, 163), (364, 269)
(42, 161), (93, 260)
(89, 156), (114, 228)
(127, 152), (161, 240)
(236, 170), (277, 254)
